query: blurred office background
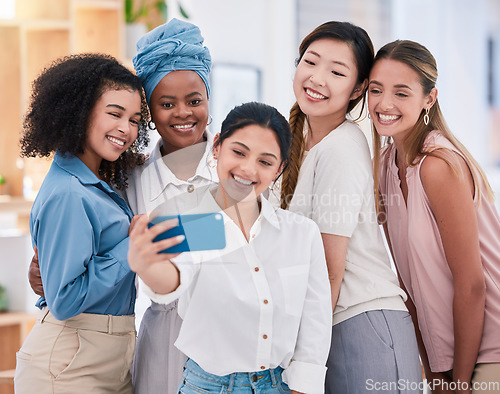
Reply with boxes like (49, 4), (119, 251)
(0, 0), (499, 315)
(0, 3), (498, 390)
(193, 0), (500, 188)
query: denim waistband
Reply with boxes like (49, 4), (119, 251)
(184, 358), (284, 391)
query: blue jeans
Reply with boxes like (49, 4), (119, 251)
(178, 358), (291, 393)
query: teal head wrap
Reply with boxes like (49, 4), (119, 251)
(133, 18), (212, 104)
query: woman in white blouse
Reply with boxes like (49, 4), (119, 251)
(128, 102), (332, 394)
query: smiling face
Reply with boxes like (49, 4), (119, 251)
(213, 125), (283, 204)
(149, 70), (209, 155)
(293, 38), (363, 128)
(368, 58), (437, 142)
(78, 88), (141, 176)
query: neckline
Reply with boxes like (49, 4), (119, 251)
(304, 118), (349, 152)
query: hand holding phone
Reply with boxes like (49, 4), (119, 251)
(128, 214), (183, 275)
(149, 213), (226, 253)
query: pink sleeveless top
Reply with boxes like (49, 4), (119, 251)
(379, 131), (500, 372)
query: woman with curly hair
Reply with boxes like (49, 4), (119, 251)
(25, 19), (216, 393)
(13, 53), (179, 394)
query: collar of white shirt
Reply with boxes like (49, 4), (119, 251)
(196, 188), (282, 234)
(144, 131), (217, 202)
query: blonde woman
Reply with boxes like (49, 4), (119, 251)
(370, 40), (500, 393)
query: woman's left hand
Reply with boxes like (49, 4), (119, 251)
(128, 214), (143, 235)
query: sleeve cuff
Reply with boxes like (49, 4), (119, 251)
(316, 220), (356, 237)
(281, 360), (327, 394)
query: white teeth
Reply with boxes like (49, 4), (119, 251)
(233, 175), (253, 186)
(107, 136), (125, 146)
(378, 114), (400, 121)
(306, 88), (327, 100)
(173, 124), (194, 129)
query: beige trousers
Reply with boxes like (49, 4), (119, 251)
(472, 363), (500, 394)
(14, 308), (136, 394)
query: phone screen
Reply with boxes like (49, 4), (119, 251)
(148, 213), (226, 253)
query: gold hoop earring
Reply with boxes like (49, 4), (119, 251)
(424, 108), (430, 126)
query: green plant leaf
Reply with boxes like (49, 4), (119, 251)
(155, 1), (167, 22)
(125, 0), (134, 22)
(137, 4), (148, 18)
(179, 3), (189, 19)
(125, 0), (148, 23)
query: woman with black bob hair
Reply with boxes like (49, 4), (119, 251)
(128, 102), (332, 394)
(214, 101), (292, 166)
(15, 53), (152, 393)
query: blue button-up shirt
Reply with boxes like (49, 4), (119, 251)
(31, 152), (136, 320)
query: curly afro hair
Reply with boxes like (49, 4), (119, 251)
(20, 53), (150, 190)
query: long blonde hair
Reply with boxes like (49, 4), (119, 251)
(372, 40), (494, 211)
(280, 21), (375, 209)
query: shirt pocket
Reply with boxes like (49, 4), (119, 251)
(278, 264), (310, 317)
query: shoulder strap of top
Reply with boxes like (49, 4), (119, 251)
(417, 131), (479, 202)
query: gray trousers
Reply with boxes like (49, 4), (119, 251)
(326, 309), (423, 394)
(131, 300), (186, 394)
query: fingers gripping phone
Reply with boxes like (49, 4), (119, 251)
(148, 213), (226, 254)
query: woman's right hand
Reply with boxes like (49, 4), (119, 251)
(128, 214), (183, 275)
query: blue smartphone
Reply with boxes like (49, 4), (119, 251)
(148, 213), (226, 253)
